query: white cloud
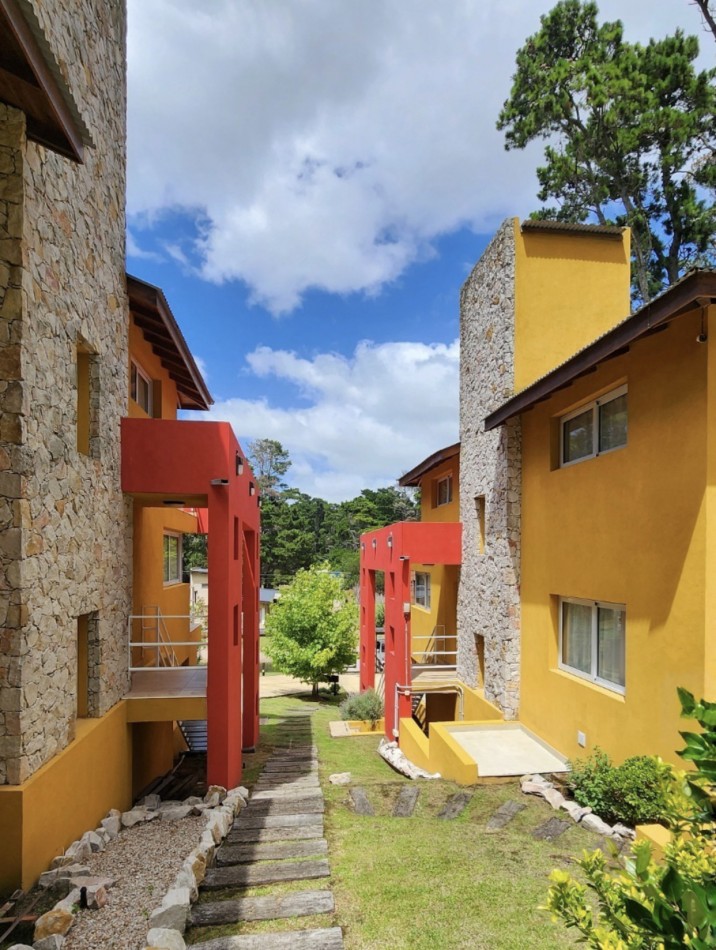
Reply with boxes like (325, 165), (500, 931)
(127, 0), (710, 315)
(191, 339), (459, 501)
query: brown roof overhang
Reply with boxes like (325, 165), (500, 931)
(127, 275), (213, 412)
(0, 0), (93, 162)
(399, 441), (460, 487)
(485, 269), (716, 431)
(521, 219), (625, 239)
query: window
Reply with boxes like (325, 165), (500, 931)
(560, 598), (625, 692)
(130, 360), (153, 415)
(412, 571), (431, 609)
(436, 475), (453, 506)
(561, 385), (627, 466)
(163, 533), (182, 584)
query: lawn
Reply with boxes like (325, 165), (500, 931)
(194, 692), (610, 949)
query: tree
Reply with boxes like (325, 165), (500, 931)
(264, 563), (358, 695)
(497, 1), (716, 304)
(182, 532), (207, 570)
(694, 1), (716, 43)
(247, 438), (291, 497)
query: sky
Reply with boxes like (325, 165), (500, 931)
(125, 0), (712, 502)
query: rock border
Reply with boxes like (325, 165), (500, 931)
(9, 784), (249, 950)
(520, 773), (636, 842)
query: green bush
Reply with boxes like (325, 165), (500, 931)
(375, 602), (385, 627)
(569, 748), (670, 826)
(340, 689), (384, 727)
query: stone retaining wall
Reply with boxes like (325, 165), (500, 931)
(457, 219), (521, 719)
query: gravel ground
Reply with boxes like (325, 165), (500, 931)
(62, 814), (205, 950)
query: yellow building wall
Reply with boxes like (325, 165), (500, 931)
(411, 457), (460, 661)
(0, 703), (133, 893)
(513, 220), (631, 392)
(128, 315), (181, 420)
(519, 307), (708, 766)
(704, 311), (716, 702)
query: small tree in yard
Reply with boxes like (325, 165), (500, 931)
(264, 563), (358, 696)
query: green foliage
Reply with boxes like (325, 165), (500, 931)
(264, 563), (358, 694)
(546, 690), (716, 948)
(248, 438), (291, 497)
(497, 0), (716, 305)
(569, 748), (671, 826)
(182, 532), (207, 571)
(375, 601), (385, 628)
(340, 689), (384, 727)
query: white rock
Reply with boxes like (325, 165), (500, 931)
(142, 793), (161, 810)
(521, 781), (551, 797)
(146, 927), (186, 950)
(173, 867), (198, 902)
(543, 787), (565, 810)
(8, 943), (35, 949)
(54, 888), (81, 913)
(184, 796), (203, 805)
(612, 823), (636, 840)
(559, 800), (592, 822)
(34, 935), (65, 949)
(189, 803), (210, 816)
(159, 805), (193, 821)
(236, 786), (249, 799)
(81, 830), (104, 853)
(148, 888), (191, 932)
(85, 884), (107, 910)
(49, 855), (75, 870)
(581, 813), (614, 836)
(121, 808), (158, 828)
(526, 774), (554, 789)
(101, 815), (120, 838)
(329, 772), (351, 785)
(203, 785), (227, 806)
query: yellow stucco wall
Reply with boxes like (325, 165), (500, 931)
(128, 316), (181, 420)
(513, 220), (631, 392)
(519, 306), (709, 766)
(0, 703), (133, 893)
(411, 456), (460, 660)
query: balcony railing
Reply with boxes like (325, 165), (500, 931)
(128, 610), (206, 672)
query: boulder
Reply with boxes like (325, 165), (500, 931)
(542, 787), (565, 810)
(612, 822), (636, 840)
(49, 854), (75, 870)
(145, 928), (186, 950)
(329, 772), (352, 785)
(39, 865), (90, 890)
(559, 800), (592, 822)
(121, 808), (158, 828)
(148, 887), (191, 933)
(33, 908), (75, 941)
(159, 805), (193, 821)
(521, 781), (552, 797)
(101, 815), (121, 838)
(173, 867), (198, 902)
(185, 850), (207, 885)
(33, 936), (65, 950)
(203, 785), (227, 807)
(184, 796), (202, 805)
(85, 884), (108, 910)
(142, 794), (162, 810)
(80, 830), (104, 853)
(69, 875), (117, 892)
(581, 813), (614, 836)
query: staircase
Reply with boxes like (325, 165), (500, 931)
(412, 692), (427, 733)
(179, 719), (207, 752)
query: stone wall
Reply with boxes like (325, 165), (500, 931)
(457, 219), (522, 719)
(0, 0), (132, 785)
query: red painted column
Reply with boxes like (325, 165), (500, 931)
(207, 485), (243, 788)
(397, 558), (413, 724)
(359, 565), (376, 692)
(241, 527), (259, 751)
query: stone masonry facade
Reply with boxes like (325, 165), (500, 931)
(457, 219), (522, 719)
(0, 1), (132, 785)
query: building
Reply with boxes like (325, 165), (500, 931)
(0, 0), (260, 892)
(360, 218), (716, 781)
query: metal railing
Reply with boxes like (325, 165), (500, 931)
(411, 625), (457, 672)
(128, 608), (206, 672)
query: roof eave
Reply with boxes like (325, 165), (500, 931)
(398, 441), (460, 487)
(485, 270), (716, 431)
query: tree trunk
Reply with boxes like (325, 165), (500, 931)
(312, 682), (318, 697)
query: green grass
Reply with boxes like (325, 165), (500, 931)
(190, 693), (610, 949)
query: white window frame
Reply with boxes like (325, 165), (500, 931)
(412, 571), (431, 610)
(560, 384), (627, 468)
(558, 596), (626, 695)
(163, 533), (182, 586)
(436, 475), (453, 507)
(130, 360), (153, 416)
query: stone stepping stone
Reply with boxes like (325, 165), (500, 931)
(235, 812), (325, 831)
(255, 776), (320, 790)
(349, 787), (374, 816)
(252, 786), (323, 801)
(263, 762), (317, 774)
(191, 926), (343, 949)
(246, 798), (324, 817)
(227, 823), (325, 845)
(532, 817), (572, 841)
(191, 889), (334, 927)
(216, 838), (328, 867)
(392, 786), (420, 818)
(437, 792), (473, 820)
(485, 800), (525, 831)
(203, 857), (330, 890)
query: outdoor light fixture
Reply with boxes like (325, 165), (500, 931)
(371, 538), (377, 550)
(236, 453), (244, 475)
(249, 482), (256, 496)
(361, 542), (365, 552)
(162, 499), (186, 506)
(399, 555), (409, 561)
(210, 478), (229, 486)
(387, 535), (393, 548)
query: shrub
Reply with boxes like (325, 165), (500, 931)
(340, 689), (384, 728)
(375, 602), (385, 628)
(569, 748), (670, 826)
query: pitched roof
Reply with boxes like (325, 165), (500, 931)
(485, 269), (716, 431)
(0, 0), (93, 162)
(127, 275), (213, 412)
(398, 442), (460, 487)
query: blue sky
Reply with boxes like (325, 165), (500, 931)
(125, 0), (711, 501)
